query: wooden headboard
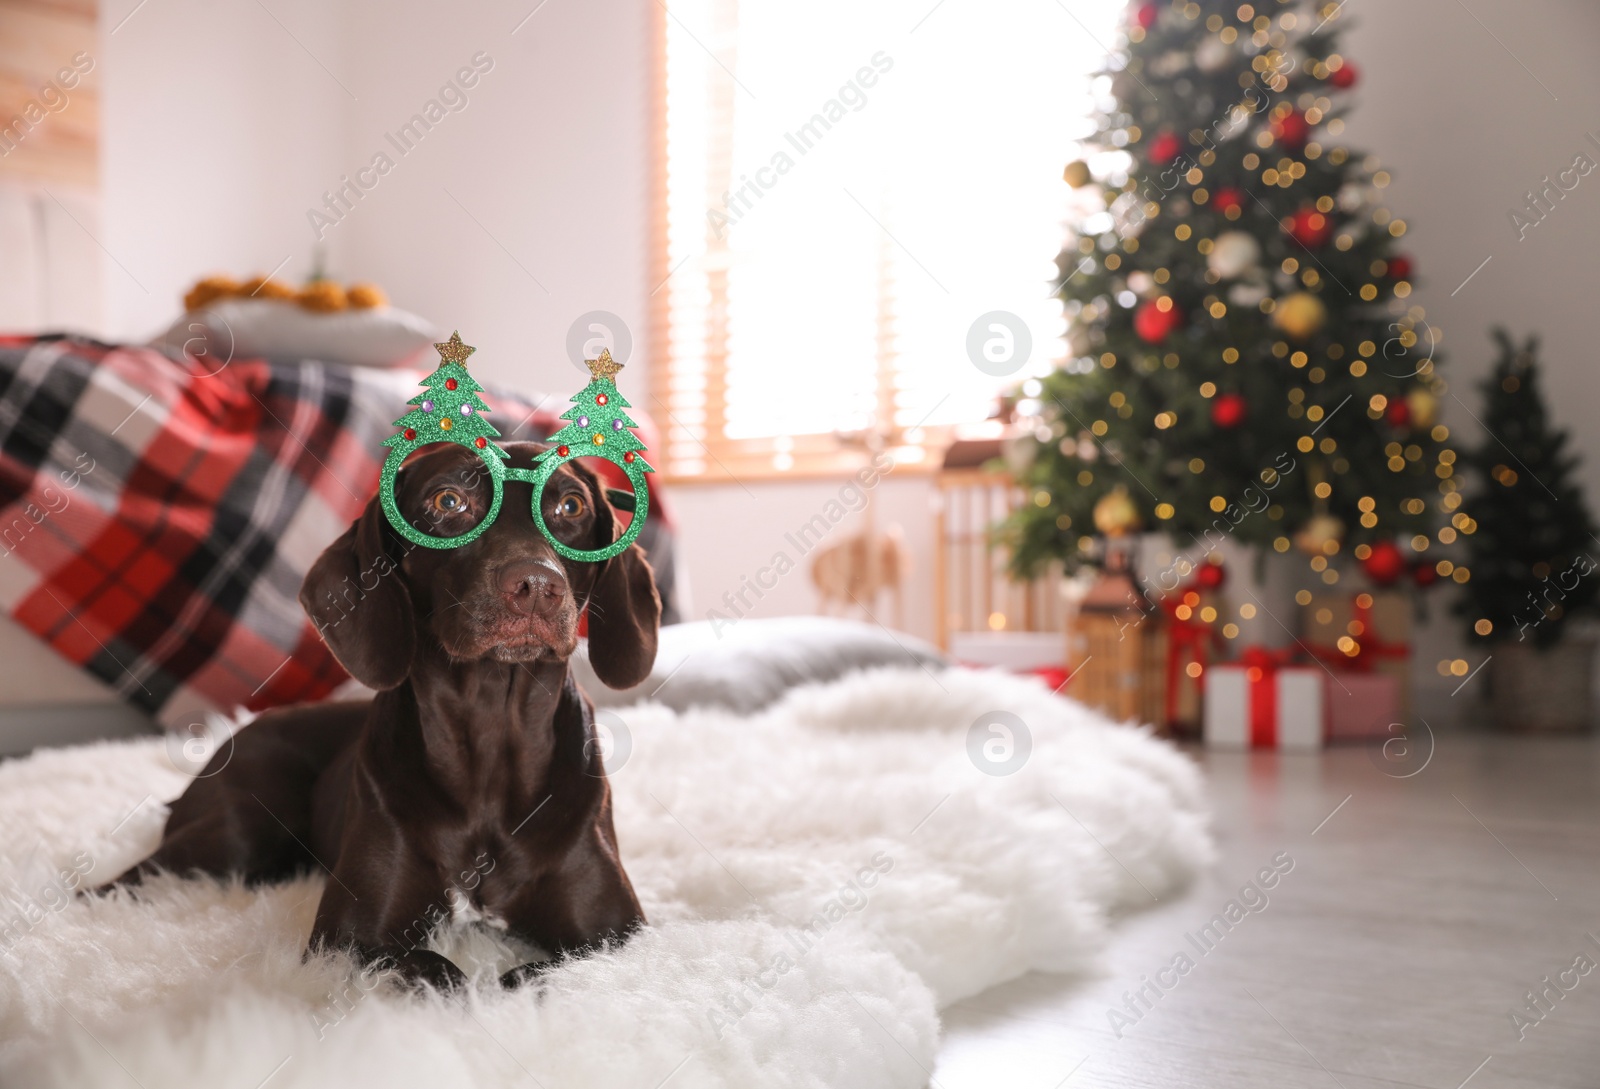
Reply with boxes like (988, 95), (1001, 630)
(0, 0), (115, 724)
(0, 0), (102, 332)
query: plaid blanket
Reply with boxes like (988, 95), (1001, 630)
(0, 335), (658, 729)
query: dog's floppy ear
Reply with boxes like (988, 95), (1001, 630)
(299, 495), (416, 690)
(575, 465), (661, 689)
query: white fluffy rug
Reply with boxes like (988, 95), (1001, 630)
(0, 668), (1211, 1088)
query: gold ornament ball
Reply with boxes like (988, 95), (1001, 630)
(1093, 488), (1142, 538)
(1407, 389), (1439, 429)
(1063, 159), (1093, 189)
(1271, 292), (1328, 341)
(1293, 513), (1345, 555)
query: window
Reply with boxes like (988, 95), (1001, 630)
(655, 0), (1117, 478)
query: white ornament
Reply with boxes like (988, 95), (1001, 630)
(1196, 36), (1232, 73)
(1126, 271), (1156, 295)
(1207, 231), (1261, 279)
(1228, 281), (1269, 307)
(1149, 51), (1190, 78)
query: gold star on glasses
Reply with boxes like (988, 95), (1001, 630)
(434, 331), (476, 366)
(585, 348), (624, 381)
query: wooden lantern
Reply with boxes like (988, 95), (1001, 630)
(1068, 552), (1167, 730)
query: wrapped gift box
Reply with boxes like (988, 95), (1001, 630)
(1161, 588), (1223, 735)
(1203, 662), (1324, 751)
(1324, 671), (1402, 743)
(1303, 591), (1412, 714)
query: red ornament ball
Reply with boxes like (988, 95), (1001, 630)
(1211, 392), (1248, 429)
(595, 393), (609, 406)
(1287, 207), (1332, 247)
(1133, 2), (1158, 30)
(1148, 131), (1183, 165)
(474, 436), (487, 449)
(1211, 187), (1244, 214)
(1329, 61), (1359, 89)
(1362, 540), (1408, 586)
(445, 378), (458, 391)
(1271, 109), (1311, 151)
(1386, 399), (1412, 428)
(403, 427), (416, 441)
(1195, 560), (1227, 590)
(624, 450), (636, 464)
(557, 444), (570, 457)
(1413, 561), (1439, 588)
(1134, 299), (1183, 344)
(1386, 255), (1413, 280)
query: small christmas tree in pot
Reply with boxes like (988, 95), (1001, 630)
(1458, 329), (1599, 731)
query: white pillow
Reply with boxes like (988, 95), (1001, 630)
(151, 298), (441, 370)
(573, 615), (948, 713)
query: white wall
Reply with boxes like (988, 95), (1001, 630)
(100, 0), (350, 340)
(334, 0), (654, 397)
(1343, 0), (1600, 505)
(98, 0), (654, 397)
(667, 476), (940, 638)
(1340, 0), (1600, 687)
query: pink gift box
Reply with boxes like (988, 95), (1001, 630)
(1324, 672), (1402, 742)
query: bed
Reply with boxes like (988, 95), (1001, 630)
(0, 333), (678, 751)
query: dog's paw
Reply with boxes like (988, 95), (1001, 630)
(499, 959), (555, 992)
(387, 949), (470, 994)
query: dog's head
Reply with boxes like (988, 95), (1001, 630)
(299, 441), (660, 691)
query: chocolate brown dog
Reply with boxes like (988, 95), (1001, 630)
(106, 442), (658, 989)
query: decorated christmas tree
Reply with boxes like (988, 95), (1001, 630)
(387, 331), (507, 459)
(1005, 0), (1458, 593)
(535, 349), (651, 471)
(1457, 330), (1598, 649)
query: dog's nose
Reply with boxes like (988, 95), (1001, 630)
(497, 560), (566, 618)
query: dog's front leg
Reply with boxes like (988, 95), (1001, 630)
(307, 842), (470, 992)
(496, 824), (646, 988)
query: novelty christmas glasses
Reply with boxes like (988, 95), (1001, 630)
(379, 333), (651, 561)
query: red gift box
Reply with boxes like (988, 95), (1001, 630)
(1203, 649), (1324, 751)
(1161, 590), (1222, 731)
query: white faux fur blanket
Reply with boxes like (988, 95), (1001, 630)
(0, 668), (1211, 1088)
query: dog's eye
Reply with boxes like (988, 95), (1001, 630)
(430, 488), (469, 516)
(554, 494), (586, 518)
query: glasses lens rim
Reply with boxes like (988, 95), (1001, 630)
(381, 443), (507, 549)
(529, 456), (650, 562)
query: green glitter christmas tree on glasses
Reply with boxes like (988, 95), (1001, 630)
(379, 333), (652, 561)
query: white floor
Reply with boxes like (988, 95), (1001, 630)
(932, 732), (1600, 1089)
